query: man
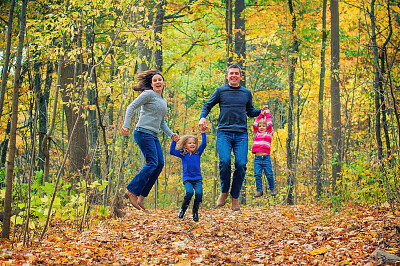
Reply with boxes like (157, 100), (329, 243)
(198, 64), (267, 211)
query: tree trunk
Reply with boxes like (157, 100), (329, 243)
(316, 0), (327, 199)
(0, 0), (16, 124)
(235, 0), (247, 205)
(86, 25), (101, 181)
(225, 0), (233, 65)
(2, 0), (28, 239)
(37, 61), (52, 174)
(330, 0), (341, 193)
(60, 63), (88, 172)
(370, 0), (383, 165)
(0, 118), (11, 169)
(235, 0), (246, 83)
(154, 0), (165, 72)
(286, 0), (298, 205)
(379, 0), (393, 160)
(60, 26), (89, 173)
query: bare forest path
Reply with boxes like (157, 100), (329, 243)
(1, 204), (399, 265)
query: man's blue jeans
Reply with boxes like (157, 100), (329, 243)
(254, 154), (275, 191)
(126, 130), (164, 197)
(183, 180), (203, 202)
(217, 131), (248, 199)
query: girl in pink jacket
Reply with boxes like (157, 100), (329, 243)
(252, 107), (276, 197)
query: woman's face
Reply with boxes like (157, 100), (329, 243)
(151, 74), (165, 95)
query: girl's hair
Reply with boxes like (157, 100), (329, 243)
(258, 117), (267, 125)
(176, 135), (198, 155)
(133, 70), (164, 92)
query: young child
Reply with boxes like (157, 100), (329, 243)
(252, 106), (276, 197)
(169, 129), (207, 222)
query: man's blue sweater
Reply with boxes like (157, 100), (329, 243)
(200, 84), (261, 133)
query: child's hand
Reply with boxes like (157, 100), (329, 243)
(201, 124), (208, 133)
(121, 127), (129, 136)
(171, 133), (180, 142)
(262, 105), (270, 115)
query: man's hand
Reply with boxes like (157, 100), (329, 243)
(199, 117), (208, 132)
(262, 105), (270, 115)
(121, 127), (129, 136)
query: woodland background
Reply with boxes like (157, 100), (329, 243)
(0, 0), (399, 246)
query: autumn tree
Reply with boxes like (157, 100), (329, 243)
(330, 0), (341, 193)
(2, 0), (28, 239)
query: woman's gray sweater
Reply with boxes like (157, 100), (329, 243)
(123, 90), (174, 137)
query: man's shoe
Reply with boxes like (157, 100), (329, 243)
(124, 190), (141, 210)
(255, 191), (264, 197)
(270, 189), (277, 196)
(216, 192), (229, 207)
(231, 198), (240, 211)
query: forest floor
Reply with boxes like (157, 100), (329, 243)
(1, 203), (399, 265)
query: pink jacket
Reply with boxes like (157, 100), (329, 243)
(251, 112), (273, 154)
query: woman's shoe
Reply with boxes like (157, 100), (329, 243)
(124, 190), (141, 210)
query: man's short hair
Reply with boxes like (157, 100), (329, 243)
(226, 64), (242, 76)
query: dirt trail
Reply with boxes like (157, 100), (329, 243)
(1, 205), (398, 265)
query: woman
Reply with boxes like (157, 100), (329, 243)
(121, 70), (179, 212)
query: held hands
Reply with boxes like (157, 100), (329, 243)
(200, 123), (208, 133)
(198, 117), (208, 132)
(261, 105), (270, 115)
(171, 133), (180, 142)
(121, 127), (129, 136)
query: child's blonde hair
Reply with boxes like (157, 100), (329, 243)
(258, 117), (267, 125)
(176, 135), (199, 154)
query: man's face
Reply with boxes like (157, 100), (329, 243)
(226, 67), (242, 87)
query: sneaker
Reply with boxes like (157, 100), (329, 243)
(255, 191), (264, 197)
(270, 189), (277, 196)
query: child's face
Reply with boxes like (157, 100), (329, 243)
(184, 138), (197, 153)
(258, 123), (267, 133)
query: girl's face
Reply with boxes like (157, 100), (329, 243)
(151, 74), (164, 95)
(258, 123), (267, 133)
(184, 138), (197, 153)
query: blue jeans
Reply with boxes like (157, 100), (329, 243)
(254, 155), (275, 191)
(183, 180), (203, 202)
(217, 131), (248, 199)
(126, 130), (164, 197)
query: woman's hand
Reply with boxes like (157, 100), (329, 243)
(121, 127), (129, 136)
(171, 133), (180, 142)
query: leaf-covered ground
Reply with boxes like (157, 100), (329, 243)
(1, 204), (399, 265)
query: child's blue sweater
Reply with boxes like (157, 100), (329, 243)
(169, 132), (207, 182)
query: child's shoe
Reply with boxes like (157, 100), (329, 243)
(255, 191), (264, 197)
(192, 201), (201, 222)
(270, 189), (277, 196)
(178, 199), (191, 218)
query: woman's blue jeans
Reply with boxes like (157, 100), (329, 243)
(217, 131), (248, 199)
(183, 180), (203, 202)
(254, 155), (275, 191)
(126, 130), (164, 197)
